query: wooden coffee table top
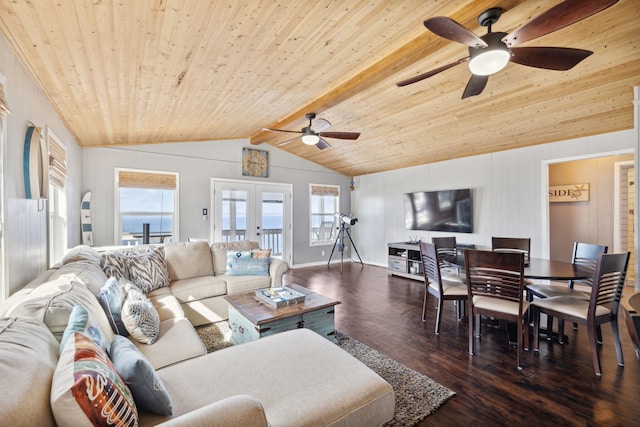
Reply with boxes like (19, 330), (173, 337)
(224, 284), (341, 325)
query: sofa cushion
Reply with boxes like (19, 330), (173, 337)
(62, 245), (102, 265)
(4, 279), (114, 343)
(224, 274), (271, 294)
(98, 277), (129, 336)
(147, 292), (185, 321)
(170, 276), (227, 303)
(60, 304), (111, 354)
(125, 246), (170, 293)
(49, 260), (109, 296)
(164, 241), (214, 281)
(211, 240), (259, 275)
(132, 317), (206, 370)
(122, 284), (161, 344)
(110, 335), (173, 416)
(0, 318), (58, 427)
(51, 331), (138, 427)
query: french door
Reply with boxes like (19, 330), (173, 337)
(211, 179), (292, 263)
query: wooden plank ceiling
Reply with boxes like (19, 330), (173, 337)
(0, 0), (638, 176)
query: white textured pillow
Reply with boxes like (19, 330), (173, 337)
(121, 283), (160, 344)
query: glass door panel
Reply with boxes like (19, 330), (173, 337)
(259, 191), (284, 256)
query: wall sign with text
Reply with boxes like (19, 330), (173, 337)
(549, 184), (589, 202)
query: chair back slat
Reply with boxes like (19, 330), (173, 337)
(572, 242), (608, 287)
(465, 249), (525, 303)
(432, 237), (457, 267)
(420, 241), (441, 286)
(492, 237), (531, 264)
(590, 253), (629, 313)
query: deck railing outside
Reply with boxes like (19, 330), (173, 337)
(220, 228), (283, 256)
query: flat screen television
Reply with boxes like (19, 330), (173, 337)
(403, 188), (473, 233)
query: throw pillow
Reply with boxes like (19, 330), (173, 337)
(110, 335), (173, 416)
(121, 283), (160, 344)
(227, 255), (269, 276)
(124, 246), (170, 293)
(0, 318), (59, 427)
(98, 277), (129, 336)
(51, 332), (138, 427)
(59, 304), (110, 355)
(251, 248), (272, 258)
(100, 251), (128, 281)
(62, 245), (101, 265)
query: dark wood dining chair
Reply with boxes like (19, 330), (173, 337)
(419, 241), (467, 334)
(532, 252), (630, 376)
(432, 236), (465, 283)
(526, 242), (608, 342)
(491, 237), (531, 265)
(465, 249), (528, 369)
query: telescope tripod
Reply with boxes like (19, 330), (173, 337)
(328, 222), (363, 271)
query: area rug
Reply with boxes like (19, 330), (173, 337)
(195, 323), (455, 426)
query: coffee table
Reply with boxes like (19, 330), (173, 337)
(224, 284), (341, 344)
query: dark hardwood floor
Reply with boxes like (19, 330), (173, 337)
(283, 262), (640, 426)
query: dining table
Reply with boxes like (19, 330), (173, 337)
(445, 253), (592, 281)
(444, 251), (593, 344)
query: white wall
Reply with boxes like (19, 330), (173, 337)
(0, 34), (82, 294)
(351, 130), (635, 269)
(81, 141), (351, 266)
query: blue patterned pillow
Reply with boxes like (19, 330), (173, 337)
(227, 250), (269, 276)
(110, 335), (172, 416)
(98, 277), (129, 336)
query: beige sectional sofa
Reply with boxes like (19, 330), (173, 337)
(0, 241), (395, 426)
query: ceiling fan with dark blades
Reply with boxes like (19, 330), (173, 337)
(396, 0), (618, 99)
(263, 113), (360, 150)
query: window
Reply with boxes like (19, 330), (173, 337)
(309, 184), (339, 246)
(0, 76), (8, 302)
(47, 128), (67, 266)
(116, 169), (178, 245)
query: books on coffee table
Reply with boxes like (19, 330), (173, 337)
(256, 287), (306, 308)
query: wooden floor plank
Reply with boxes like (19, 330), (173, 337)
(284, 262), (640, 426)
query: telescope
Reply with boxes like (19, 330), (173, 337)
(336, 213), (358, 226)
(329, 213), (363, 270)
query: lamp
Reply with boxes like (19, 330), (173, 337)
(301, 127), (320, 145)
(468, 32), (510, 76)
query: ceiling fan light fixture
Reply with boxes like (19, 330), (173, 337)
(468, 31), (510, 76)
(469, 49), (510, 75)
(301, 133), (320, 145)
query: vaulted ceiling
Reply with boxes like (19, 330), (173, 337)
(0, 0), (638, 176)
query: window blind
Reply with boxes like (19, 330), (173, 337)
(48, 132), (67, 189)
(118, 170), (177, 190)
(310, 184), (339, 196)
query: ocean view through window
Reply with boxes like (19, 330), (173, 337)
(117, 169), (178, 245)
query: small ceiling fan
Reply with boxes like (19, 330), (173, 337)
(396, 0), (618, 99)
(263, 113), (360, 150)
